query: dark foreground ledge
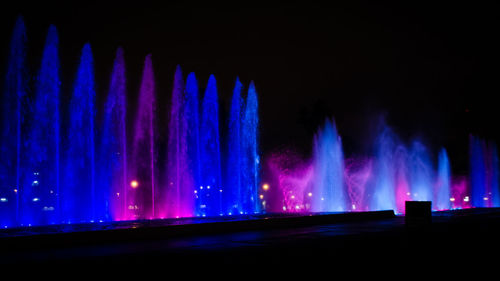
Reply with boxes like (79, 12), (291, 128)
(0, 210), (394, 252)
(3, 208), (500, 267)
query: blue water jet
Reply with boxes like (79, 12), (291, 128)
(166, 65), (191, 217)
(371, 126), (397, 211)
(470, 136), (500, 207)
(62, 43), (97, 223)
(0, 16), (27, 227)
(22, 25), (60, 225)
(199, 75), (222, 216)
(98, 47), (127, 220)
(185, 73), (202, 216)
(408, 141), (434, 202)
(242, 81), (260, 213)
(226, 77), (244, 214)
(311, 119), (345, 212)
(435, 148), (451, 210)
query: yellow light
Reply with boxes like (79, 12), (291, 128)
(130, 180), (139, 188)
(262, 183), (270, 191)
(259, 194), (264, 200)
(450, 198), (455, 202)
(308, 192), (312, 197)
(291, 195), (295, 199)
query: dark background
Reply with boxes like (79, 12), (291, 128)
(1, 1), (498, 173)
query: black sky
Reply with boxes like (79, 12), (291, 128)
(1, 1), (498, 172)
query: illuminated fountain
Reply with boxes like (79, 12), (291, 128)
(0, 16), (27, 227)
(23, 25), (61, 225)
(0, 17), (261, 227)
(198, 75), (223, 216)
(241, 81), (260, 214)
(470, 136), (500, 207)
(1, 16), (499, 229)
(226, 78), (244, 214)
(267, 119), (500, 214)
(129, 54), (157, 220)
(62, 43), (97, 223)
(98, 47), (127, 221)
(185, 73), (202, 216)
(225, 79), (261, 215)
(311, 119), (345, 212)
(0, 16), (264, 227)
(166, 65), (192, 218)
(435, 149), (451, 210)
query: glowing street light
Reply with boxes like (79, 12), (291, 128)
(130, 180), (139, 189)
(262, 183), (270, 191)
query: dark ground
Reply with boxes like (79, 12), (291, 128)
(1, 208), (500, 270)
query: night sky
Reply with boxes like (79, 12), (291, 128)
(1, 1), (498, 172)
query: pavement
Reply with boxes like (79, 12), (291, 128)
(1, 208), (500, 269)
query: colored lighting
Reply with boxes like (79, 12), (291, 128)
(267, 121), (500, 214)
(0, 15), (499, 229)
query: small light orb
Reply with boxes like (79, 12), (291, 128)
(130, 180), (139, 188)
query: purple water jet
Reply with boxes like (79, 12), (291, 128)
(129, 54), (156, 220)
